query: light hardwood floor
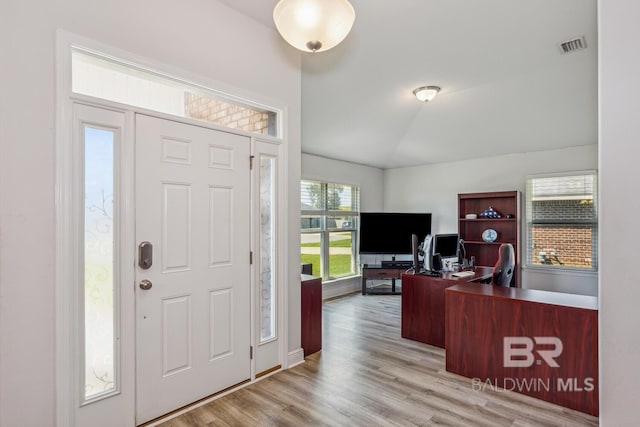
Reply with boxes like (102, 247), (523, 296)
(160, 293), (599, 426)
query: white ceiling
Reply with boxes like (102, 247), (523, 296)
(218, 0), (597, 169)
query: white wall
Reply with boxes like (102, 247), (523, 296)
(302, 153), (384, 211)
(384, 144), (598, 296)
(301, 154), (384, 298)
(0, 1), (301, 426)
(599, 0), (640, 425)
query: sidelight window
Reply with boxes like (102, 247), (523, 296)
(83, 125), (118, 402)
(259, 155), (277, 342)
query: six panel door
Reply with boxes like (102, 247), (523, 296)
(135, 115), (251, 424)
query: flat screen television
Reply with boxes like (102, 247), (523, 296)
(359, 212), (432, 255)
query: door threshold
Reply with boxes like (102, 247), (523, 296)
(255, 364), (282, 379)
(137, 378), (251, 427)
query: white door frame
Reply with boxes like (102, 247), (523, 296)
(55, 30), (289, 427)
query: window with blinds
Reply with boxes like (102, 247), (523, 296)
(525, 171), (598, 270)
(300, 180), (360, 280)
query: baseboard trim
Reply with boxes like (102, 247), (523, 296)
(322, 276), (361, 300)
(287, 348), (305, 368)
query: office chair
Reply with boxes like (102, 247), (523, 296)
(491, 243), (515, 287)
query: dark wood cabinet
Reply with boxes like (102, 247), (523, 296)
(401, 267), (494, 348)
(301, 274), (322, 357)
(401, 274), (446, 347)
(445, 283), (598, 416)
(458, 191), (520, 286)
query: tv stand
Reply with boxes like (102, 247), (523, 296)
(381, 260), (413, 268)
(361, 264), (406, 295)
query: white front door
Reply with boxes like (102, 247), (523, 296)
(135, 115), (251, 424)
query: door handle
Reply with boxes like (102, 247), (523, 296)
(139, 279), (153, 290)
(138, 241), (153, 269)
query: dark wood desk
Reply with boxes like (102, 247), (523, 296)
(401, 267), (493, 347)
(445, 283), (598, 416)
(361, 265), (408, 295)
(301, 274), (322, 357)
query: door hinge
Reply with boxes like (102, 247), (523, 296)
(250, 155), (255, 170)
(250, 346), (253, 359)
(250, 251), (253, 264)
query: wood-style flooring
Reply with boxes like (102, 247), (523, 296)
(160, 293), (599, 426)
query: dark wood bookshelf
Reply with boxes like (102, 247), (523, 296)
(458, 191), (520, 287)
(459, 218), (517, 222)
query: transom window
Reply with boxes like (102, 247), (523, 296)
(300, 181), (360, 280)
(525, 171), (598, 271)
(72, 49), (279, 137)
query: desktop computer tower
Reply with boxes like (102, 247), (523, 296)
(412, 234), (420, 272)
(421, 234), (434, 271)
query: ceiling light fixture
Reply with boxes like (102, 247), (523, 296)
(413, 86), (441, 102)
(273, 0), (356, 53)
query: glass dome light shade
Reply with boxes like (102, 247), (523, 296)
(413, 86), (441, 102)
(273, 0), (356, 53)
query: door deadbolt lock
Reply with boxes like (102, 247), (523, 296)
(139, 279), (153, 290)
(138, 241), (153, 269)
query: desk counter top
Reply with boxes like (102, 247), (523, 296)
(301, 273), (320, 282)
(446, 283), (598, 310)
(411, 266), (494, 282)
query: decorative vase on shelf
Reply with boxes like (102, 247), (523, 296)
(479, 206), (501, 219)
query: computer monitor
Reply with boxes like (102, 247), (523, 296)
(433, 234), (459, 259)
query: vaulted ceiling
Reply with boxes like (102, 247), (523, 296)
(218, 0), (597, 169)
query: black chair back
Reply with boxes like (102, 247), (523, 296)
(491, 243), (515, 287)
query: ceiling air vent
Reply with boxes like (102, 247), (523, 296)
(558, 36), (587, 54)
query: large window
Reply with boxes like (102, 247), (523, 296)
(525, 171), (598, 271)
(300, 181), (360, 280)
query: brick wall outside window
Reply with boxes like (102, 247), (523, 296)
(532, 199), (594, 221)
(529, 199), (596, 268)
(531, 224), (593, 267)
(184, 92), (275, 135)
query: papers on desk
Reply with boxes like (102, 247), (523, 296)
(452, 270), (476, 278)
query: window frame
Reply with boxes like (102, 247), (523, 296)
(300, 180), (360, 281)
(81, 122), (121, 404)
(524, 170), (598, 273)
(71, 48), (281, 139)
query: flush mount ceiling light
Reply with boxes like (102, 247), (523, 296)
(273, 0), (356, 53)
(413, 86), (441, 102)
